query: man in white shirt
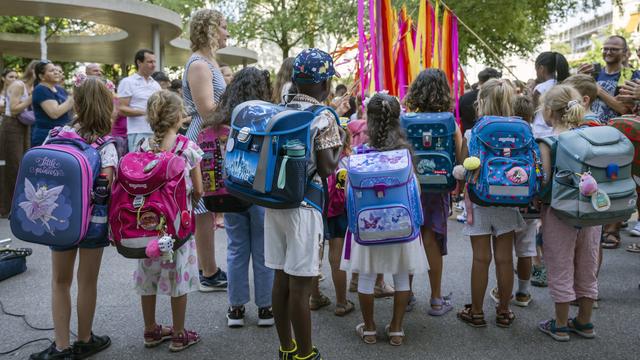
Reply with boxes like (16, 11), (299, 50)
(117, 49), (161, 151)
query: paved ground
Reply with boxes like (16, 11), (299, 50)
(1, 213), (639, 360)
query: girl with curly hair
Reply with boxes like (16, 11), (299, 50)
(202, 67), (277, 328)
(341, 93), (428, 347)
(272, 57), (295, 103)
(182, 8), (230, 292)
(404, 69), (463, 317)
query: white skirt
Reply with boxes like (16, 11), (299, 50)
(340, 233), (428, 275)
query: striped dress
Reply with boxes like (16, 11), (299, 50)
(183, 54), (226, 214)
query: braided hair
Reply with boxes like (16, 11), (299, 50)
(535, 51), (570, 82)
(146, 90), (184, 150)
(366, 93), (412, 154)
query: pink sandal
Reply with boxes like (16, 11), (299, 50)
(143, 324), (173, 347)
(169, 329), (201, 352)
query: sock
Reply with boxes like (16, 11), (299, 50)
(280, 339), (297, 353)
(518, 278), (530, 295)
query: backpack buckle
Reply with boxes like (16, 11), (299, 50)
(503, 148), (511, 157)
(373, 184), (387, 198)
(422, 132), (432, 148)
(238, 127), (251, 143)
(133, 195), (145, 209)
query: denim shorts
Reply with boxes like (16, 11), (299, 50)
(50, 236), (110, 252)
(325, 213), (348, 240)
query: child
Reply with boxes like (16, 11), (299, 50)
(341, 93), (428, 346)
(489, 94), (537, 307)
(457, 79), (525, 328)
(403, 69), (463, 316)
(206, 67), (275, 328)
(265, 48), (344, 360)
(30, 77), (116, 359)
(134, 90), (203, 352)
(537, 85), (600, 341)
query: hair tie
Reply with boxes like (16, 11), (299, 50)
(566, 99), (580, 110)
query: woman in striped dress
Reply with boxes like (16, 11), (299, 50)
(183, 8), (229, 292)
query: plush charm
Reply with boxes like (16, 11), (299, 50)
(579, 172), (598, 197)
(506, 167), (529, 185)
(145, 235), (175, 262)
(463, 156), (481, 171)
(336, 168), (348, 189)
(145, 239), (162, 259)
(453, 165), (466, 181)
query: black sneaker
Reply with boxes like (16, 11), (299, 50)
(227, 305), (245, 328)
(72, 333), (111, 360)
(278, 340), (297, 360)
(199, 268), (228, 292)
(258, 307), (275, 327)
(30, 342), (74, 360)
(294, 347), (322, 360)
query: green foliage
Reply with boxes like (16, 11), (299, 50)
(143, 0), (208, 25)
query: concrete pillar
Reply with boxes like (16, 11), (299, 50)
(152, 24), (162, 70)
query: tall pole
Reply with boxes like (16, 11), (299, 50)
(40, 17), (47, 60)
(152, 24), (161, 70)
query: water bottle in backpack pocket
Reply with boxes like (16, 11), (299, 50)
(467, 116), (542, 207)
(346, 149), (423, 245)
(85, 174), (110, 241)
(401, 112), (456, 192)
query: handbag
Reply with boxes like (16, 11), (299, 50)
(18, 107), (35, 126)
(0, 247), (32, 282)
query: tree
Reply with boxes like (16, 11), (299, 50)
(230, 0), (358, 61)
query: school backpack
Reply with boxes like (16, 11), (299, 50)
(401, 112), (456, 193)
(326, 156), (349, 218)
(609, 115), (640, 186)
(197, 125), (252, 213)
(224, 100), (338, 212)
(10, 128), (112, 247)
(467, 116), (542, 207)
(345, 148), (423, 245)
(109, 135), (194, 258)
(539, 126), (636, 226)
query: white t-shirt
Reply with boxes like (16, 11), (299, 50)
(532, 79), (556, 138)
(117, 73), (161, 135)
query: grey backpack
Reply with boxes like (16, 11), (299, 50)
(540, 126), (637, 226)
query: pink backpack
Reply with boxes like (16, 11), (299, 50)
(198, 126), (251, 213)
(109, 135), (194, 258)
(347, 119), (368, 147)
(327, 156), (348, 218)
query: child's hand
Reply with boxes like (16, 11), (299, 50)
(336, 96), (352, 116)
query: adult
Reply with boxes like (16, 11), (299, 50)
(0, 61), (36, 217)
(0, 68), (18, 114)
(458, 68), (501, 134)
(86, 63), (103, 76)
(183, 8), (229, 292)
(272, 57), (295, 103)
(117, 49), (161, 152)
(532, 51), (570, 138)
(219, 63), (233, 85)
(578, 35), (640, 123)
(31, 60), (73, 147)
(169, 79), (183, 96)
(152, 71), (171, 90)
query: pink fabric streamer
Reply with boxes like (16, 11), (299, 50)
(452, 16), (460, 124)
(369, 0), (380, 91)
(397, 15), (408, 99)
(357, 0), (367, 99)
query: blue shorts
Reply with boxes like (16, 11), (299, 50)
(50, 236), (110, 252)
(325, 213), (348, 240)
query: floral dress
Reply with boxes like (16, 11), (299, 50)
(133, 138), (203, 297)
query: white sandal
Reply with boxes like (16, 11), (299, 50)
(384, 324), (405, 346)
(356, 323), (377, 344)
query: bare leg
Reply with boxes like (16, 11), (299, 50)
(289, 275), (314, 357)
(422, 227), (443, 302)
(195, 213), (217, 277)
(51, 249), (78, 349)
(576, 297), (594, 333)
(517, 256), (532, 281)
(310, 276), (321, 299)
(554, 302), (570, 333)
(272, 270), (294, 351)
(171, 295), (187, 334)
(76, 248), (105, 342)
(357, 292), (376, 341)
(141, 295), (157, 332)
(329, 237), (347, 306)
(494, 232), (515, 312)
(388, 291), (410, 344)
(470, 235), (492, 314)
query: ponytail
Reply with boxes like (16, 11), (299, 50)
(540, 85), (585, 129)
(554, 52), (570, 82)
(535, 51), (569, 82)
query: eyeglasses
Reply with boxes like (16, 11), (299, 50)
(602, 47), (624, 53)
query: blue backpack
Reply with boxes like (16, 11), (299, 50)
(401, 112), (456, 192)
(224, 100), (338, 212)
(467, 116), (542, 207)
(346, 148), (423, 245)
(10, 128), (112, 247)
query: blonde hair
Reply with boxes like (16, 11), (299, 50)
(541, 84), (585, 129)
(73, 77), (113, 141)
(189, 9), (225, 53)
(476, 78), (515, 117)
(562, 74), (598, 107)
(147, 90), (184, 147)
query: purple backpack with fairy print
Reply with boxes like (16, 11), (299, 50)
(345, 148), (423, 245)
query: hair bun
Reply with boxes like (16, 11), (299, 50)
(566, 99), (580, 111)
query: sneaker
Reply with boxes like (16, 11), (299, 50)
(169, 329), (200, 352)
(374, 282), (394, 298)
(514, 292), (532, 307)
(630, 222), (640, 237)
(72, 333), (111, 359)
(258, 307), (275, 327)
(278, 340), (298, 360)
(531, 265), (548, 287)
(199, 268), (228, 292)
(227, 305), (245, 328)
(294, 347), (322, 360)
(30, 343), (74, 360)
(454, 202), (464, 212)
(456, 211), (467, 223)
(405, 294), (417, 312)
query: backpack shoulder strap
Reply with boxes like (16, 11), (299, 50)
(536, 135), (557, 150)
(307, 105), (340, 125)
(173, 135), (190, 156)
(92, 135), (114, 150)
